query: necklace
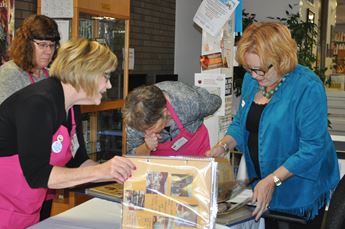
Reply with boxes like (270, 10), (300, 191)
(261, 77), (286, 99)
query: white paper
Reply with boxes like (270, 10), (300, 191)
(236, 155), (248, 181)
(128, 48), (134, 70)
(122, 48), (135, 70)
(230, 189), (253, 204)
(195, 73), (226, 116)
(54, 20), (70, 44)
(193, 0), (239, 36)
(233, 46), (238, 66)
(338, 159), (345, 178)
(41, 0), (73, 18)
(202, 30), (222, 55)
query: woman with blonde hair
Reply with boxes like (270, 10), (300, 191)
(0, 38), (135, 228)
(209, 22), (339, 228)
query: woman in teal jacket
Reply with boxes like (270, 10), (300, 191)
(210, 22), (339, 228)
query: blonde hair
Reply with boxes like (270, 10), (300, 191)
(50, 38), (118, 96)
(236, 22), (297, 76)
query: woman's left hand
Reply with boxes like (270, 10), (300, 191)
(251, 174), (275, 221)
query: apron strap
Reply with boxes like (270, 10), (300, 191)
(166, 99), (184, 130)
(27, 68), (49, 84)
(42, 68), (49, 77)
(69, 107), (76, 136)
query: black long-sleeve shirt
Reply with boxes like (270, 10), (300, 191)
(0, 77), (89, 188)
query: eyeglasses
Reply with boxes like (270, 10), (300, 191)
(244, 64), (273, 77)
(103, 72), (111, 82)
(32, 40), (57, 50)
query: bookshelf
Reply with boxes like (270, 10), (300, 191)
(332, 32), (345, 73)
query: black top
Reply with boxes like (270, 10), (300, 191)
(246, 102), (266, 178)
(0, 77), (89, 188)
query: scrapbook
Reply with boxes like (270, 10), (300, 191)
(122, 156), (226, 229)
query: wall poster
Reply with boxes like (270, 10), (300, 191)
(0, 0), (14, 65)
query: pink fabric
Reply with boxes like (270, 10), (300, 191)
(151, 100), (210, 157)
(0, 108), (76, 228)
(45, 108), (76, 200)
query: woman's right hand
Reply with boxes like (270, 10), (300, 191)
(98, 156), (136, 184)
(207, 136), (236, 157)
(207, 144), (226, 157)
(144, 133), (160, 151)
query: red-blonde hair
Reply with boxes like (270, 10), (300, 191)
(236, 22), (298, 76)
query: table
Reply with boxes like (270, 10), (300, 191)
(29, 198), (264, 229)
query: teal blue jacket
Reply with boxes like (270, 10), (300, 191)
(227, 65), (339, 219)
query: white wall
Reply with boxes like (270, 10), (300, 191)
(242, 0), (320, 24)
(174, 0), (202, 86)
(242, 0), (300, 21)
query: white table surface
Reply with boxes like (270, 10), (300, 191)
(29, 198), (264, 229)
(332, 134), (345, 142)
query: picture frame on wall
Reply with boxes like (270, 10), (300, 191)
(306, 8), (315, 24)
(0, 0), (14, 65)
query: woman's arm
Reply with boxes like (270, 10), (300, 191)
(207, 135), (237, 156)
(47, 156), (136, 189)
(251, 166), (293, 220)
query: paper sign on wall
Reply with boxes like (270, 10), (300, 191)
(195, 73), (230, 116)
(193, 0), (239, 37)
(41, 0), (73, 18)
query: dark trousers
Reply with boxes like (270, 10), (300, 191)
(39, 199), (53, 221)
(265, 207), (325, 229)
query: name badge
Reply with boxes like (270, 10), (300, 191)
(70, 133), (79, 158)
(171, 137), (188, 151)
(241, 99), (246, 108)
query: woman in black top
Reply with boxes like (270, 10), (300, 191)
(0, 38), (136, 228)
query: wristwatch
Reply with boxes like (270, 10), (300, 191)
(272, 174), (282, 187)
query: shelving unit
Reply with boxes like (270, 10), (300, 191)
(37, 0), (130, 216)
(332, 32), (345, 73)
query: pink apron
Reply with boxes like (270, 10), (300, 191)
(151, 100), (210, 157)
(0, 108), (76, 229)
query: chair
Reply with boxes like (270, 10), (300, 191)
(324, 175), (345, 229)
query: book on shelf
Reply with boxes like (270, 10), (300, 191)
(85, 182), (123, 202)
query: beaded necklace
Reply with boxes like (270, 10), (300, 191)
(261, 77), (286, 99)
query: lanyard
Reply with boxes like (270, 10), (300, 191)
(27, 68), (49, 84)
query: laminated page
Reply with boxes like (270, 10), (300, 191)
(122, 156), (218, 229)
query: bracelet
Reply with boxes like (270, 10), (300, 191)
(217, 141), (229, 153)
